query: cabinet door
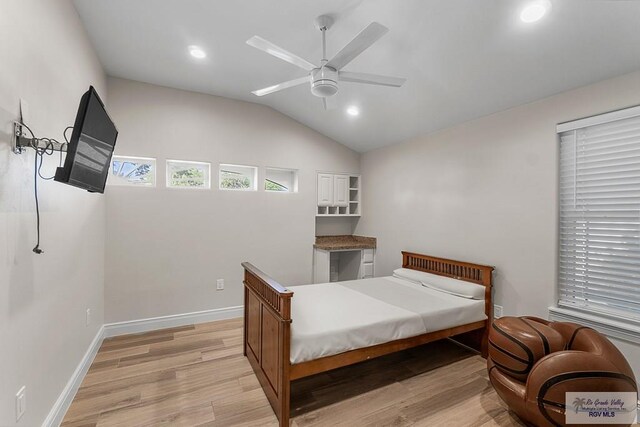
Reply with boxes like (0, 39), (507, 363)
(361, 263), (374, 279)
(362, 249), (374, 263)
(317, 173), (334, 207)
(313, 249), (331, 284)
(333, 174), (349, 207)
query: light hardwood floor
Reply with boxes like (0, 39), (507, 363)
(62, 318), (524, 427)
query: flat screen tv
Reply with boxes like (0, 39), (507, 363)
(54, 86), (118, 193)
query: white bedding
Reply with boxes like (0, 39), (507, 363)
(289, 276), (486, 364)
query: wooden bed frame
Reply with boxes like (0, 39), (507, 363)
(242, 251), (494, 426)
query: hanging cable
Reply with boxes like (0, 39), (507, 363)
(61, 126), (73, 167)
(63, 126), (73, 142)
(32, 146), (43, 254)
(18, 122), (70, 254)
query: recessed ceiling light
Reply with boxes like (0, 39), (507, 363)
(346, 106), (359, 116)
(188, 45), (206, 59)
(520, 0), (551, 23)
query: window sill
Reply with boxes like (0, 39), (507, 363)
(166, 186), (210, 190)
(218, 187), (257, 192)
(548, 306), (640, 345)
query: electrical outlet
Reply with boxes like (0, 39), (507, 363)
(86, 308), (91, 326)
(16, 386), (26, 421)
(494, 304), (503, 319)
(216, 279), (224, 290)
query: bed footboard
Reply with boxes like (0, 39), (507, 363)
(242, 262), (293, 427)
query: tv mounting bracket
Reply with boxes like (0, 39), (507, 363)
(12, 121), (67, 155)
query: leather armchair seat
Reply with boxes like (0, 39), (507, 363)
(488, 316), (637, 427)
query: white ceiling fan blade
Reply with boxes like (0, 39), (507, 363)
(326, 22), (389, 70)
(322, 95), (338, 110)
(339, 71), (406, 87)
(247, 36), (316, 71)
(252, 76), (309, 96)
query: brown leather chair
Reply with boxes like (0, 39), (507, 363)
(488, 316), (637, 426)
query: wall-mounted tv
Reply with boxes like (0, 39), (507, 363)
(54, 86), (118, 193)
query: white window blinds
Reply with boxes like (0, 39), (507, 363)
(559, 109), (640, 321)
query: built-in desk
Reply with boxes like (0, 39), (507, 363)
(313, 235), (376, 283)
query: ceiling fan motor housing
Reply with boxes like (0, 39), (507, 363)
(311, 66), (338, 97)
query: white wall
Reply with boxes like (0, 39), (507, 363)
(355, 70), (640, 379)
(0, 1), (107, 425)
(315, 217), (359, 236)
(105, 78), (359, 323)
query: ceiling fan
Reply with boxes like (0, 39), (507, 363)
(246, 15), (406, 110)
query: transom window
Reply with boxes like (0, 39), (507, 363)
(166, 160), (211, 189)
(110, 156), (156, 187)
(219, 164), (257, 191)
(265, 167), (298, 193)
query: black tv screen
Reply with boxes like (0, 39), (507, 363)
(54, 86), (118, 193)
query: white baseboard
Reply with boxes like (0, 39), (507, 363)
(43, 306), (243, 427)
(103, 306), (243, 338)
(43, 325), (105, 427)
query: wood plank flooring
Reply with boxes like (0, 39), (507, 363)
(62, 318), (524, 427)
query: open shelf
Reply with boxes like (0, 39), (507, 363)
(349, 176), (359, 188)
(349, 203), (360, 215)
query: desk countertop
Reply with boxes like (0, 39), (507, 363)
(313, 235), (376, 250)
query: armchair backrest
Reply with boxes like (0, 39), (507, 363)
(550, 322), (635, 381)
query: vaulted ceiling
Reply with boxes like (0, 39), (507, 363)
(73, 0), (640, 152)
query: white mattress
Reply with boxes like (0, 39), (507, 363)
(289, 276), (486, 364)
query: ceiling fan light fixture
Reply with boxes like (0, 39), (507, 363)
(311, 66), (338, 98)
(311, 80), (338, 97)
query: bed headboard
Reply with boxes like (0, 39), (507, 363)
(402, 251), (494, 356)
(402, 251), (494, 288)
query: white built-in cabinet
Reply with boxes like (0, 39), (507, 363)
(316, 173), (360, 216)
(313, 248), (375, 283)
(317, 173), (334, 207)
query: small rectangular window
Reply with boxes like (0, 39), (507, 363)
(166, 160), (211, 189)
(265, 167), (298, 192)
(110, 156), (156, 187)
(219, 164), (257, 191)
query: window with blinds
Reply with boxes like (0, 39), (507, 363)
(558, 107), (640, 321)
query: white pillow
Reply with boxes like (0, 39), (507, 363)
(393, 268), (434, 284)
(392, 268), (485, 300)
(392, 272), (421, 285)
